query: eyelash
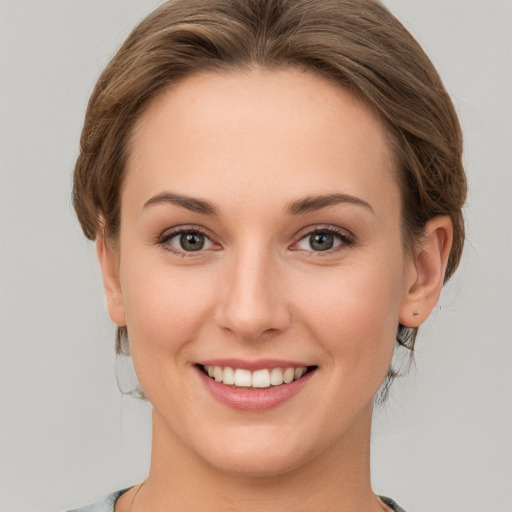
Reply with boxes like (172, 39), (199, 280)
(157, 226), (218, 257)
(157, 224), (354, 257)
(292, 225), (355, 254)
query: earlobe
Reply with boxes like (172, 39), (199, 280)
(399, 216), (453, 328)
(96, 228), (126, 327)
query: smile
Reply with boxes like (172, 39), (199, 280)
(196, 361), (318, 411)
(201, 365), (312, 388)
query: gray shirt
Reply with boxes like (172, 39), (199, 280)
(67, 489), (408, 512)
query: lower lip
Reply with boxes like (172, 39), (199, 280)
(197, 367), (315, 411)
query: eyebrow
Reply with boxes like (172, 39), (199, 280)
(142, 191), (373, 216)
(143, 192), (218, 215)
(287, 193), (374, 215)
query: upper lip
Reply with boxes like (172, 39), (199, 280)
(195, 358), (314, 371)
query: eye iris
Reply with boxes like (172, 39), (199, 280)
(310, 232), (334, 251)
(180, 232), (205, 251)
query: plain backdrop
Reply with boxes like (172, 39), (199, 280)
(0, 1), (511, 511)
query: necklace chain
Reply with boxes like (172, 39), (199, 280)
(128, 481), (145, 512)
(127, 482), (392, 512)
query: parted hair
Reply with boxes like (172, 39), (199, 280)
(73, 0), (466, 388)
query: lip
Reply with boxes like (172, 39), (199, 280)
(196, 358), (310, 371)
(195, 363), (317, 412)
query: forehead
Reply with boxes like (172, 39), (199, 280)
(125, 68), (399, 216)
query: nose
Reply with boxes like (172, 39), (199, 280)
(214, 246), (291, 342)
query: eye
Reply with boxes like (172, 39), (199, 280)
(294, 227), (352, 252)
(161, 228), (216, 254)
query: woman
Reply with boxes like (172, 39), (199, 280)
(69, 0), (466, 510)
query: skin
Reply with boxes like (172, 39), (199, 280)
(97, 68), (452, 512)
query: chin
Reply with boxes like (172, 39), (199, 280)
(191, 425), (321, 479)
(204, 446), (307, 479)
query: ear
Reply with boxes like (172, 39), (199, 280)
(399, 216), (453, 328)
(96, 227), (126, 327)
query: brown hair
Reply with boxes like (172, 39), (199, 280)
(73, 0), (466, 386)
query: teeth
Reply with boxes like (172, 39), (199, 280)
(223, 366), (235, 385)
(234, 368), (252, 387)
(214, 366), (223, 382)
(204, 365), (309, 388)
(283, 367), (295, 384)
(252, 369), (270, 388)
(270, 367), (284, 386)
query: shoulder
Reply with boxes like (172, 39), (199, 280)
(65, 490), (406, 512)
(65, 488), (130, 512)
(380, 495), (408, 512)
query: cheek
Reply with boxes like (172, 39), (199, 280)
(296, 259), (403, 375)
(119, 261), (217, 361)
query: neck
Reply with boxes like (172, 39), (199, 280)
(127, 405), (384, 512)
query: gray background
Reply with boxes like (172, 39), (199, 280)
(0, 1), (511, 511)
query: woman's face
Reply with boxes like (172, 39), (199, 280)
(102, 68), (419, 476)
